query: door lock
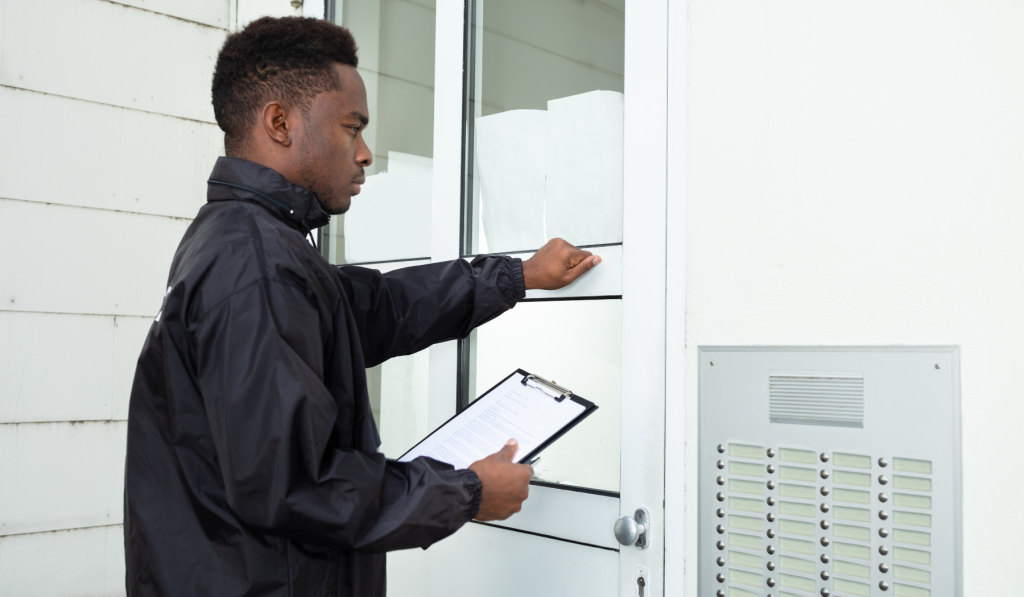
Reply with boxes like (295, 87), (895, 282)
(613, 508), (650, 549)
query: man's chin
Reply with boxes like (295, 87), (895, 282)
(320, 194), (352, 216)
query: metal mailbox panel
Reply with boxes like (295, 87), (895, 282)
(698, 347), (961, 597)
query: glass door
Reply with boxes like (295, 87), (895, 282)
(328, 1), (669, 595)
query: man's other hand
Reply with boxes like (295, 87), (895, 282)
(468, 439), (533, 521)
(521, 238), (601, 291)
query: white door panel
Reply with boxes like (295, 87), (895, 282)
(482, 483), (621, 551)
(387, 522), (619, 597)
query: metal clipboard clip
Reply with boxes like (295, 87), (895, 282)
(521, 374), (573, 402)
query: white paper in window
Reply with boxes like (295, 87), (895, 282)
(475, 110), (547, 253)
(544, 90), (624, 246)
(344, 152), (432, 263)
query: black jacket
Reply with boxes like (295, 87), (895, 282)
(124, 157), (526, 596)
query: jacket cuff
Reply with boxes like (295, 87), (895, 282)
(462, 469), (484, 521)
(507, 258), (527, 302)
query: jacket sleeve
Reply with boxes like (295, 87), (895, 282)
(193, 279), (483, 553)
(337, 255), (526, 367)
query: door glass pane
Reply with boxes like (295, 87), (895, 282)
(323, 0), (436, 265)
(462, 0), (625, 255)
(469, 300), (621, 492)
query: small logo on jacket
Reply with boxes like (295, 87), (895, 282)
(155, 286), (172, 322)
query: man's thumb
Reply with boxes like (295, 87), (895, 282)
(568, 255), (601, 281)
(498, 438), (519, 461)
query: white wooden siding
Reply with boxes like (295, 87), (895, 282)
(0, 525), (126, 597)
(0, 199), (192, 317)
(0, 88), (221, 219)
(2, 0), (225, 123)
(0, 312), (150, 423)
(0, 422), (127, 536)
(107, 0), (230, 29)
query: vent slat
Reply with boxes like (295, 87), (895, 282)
(769, 371), (865, 428)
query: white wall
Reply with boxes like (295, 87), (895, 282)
(0, 0), (229, 593)
(682, 1), (1024, 594)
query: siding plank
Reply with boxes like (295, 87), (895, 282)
(107, 0), (229, 30)
(0, 312), (115, 423)
(0, 422), (126, 536)
(2, 0), (225, 123)
(0, 312), (150, 423)
(0, 88), (222, 218)
(0, 199), (191, 317)
(0, 525), (126, 596)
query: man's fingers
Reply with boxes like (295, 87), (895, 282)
(496, 438), (519, 462)
(564, 254), (601, 282)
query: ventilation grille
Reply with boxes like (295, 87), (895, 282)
(769, 371), (864, 428)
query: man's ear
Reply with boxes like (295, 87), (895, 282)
(260, 101), (292, 148)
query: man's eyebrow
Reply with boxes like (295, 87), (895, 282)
(347, 111), (369, 126)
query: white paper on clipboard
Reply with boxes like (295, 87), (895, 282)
(398, 372), (586, 469)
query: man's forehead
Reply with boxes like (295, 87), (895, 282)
(331, 63), (369, 121)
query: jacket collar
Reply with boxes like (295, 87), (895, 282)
(207, 156), (331, 234)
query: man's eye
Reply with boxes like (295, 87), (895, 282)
(350, 126), (360, 134)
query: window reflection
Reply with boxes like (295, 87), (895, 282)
(464, 0), (626, 255)
(323, 0), (436, 265)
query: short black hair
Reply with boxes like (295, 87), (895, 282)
(212, 16), (359, 155)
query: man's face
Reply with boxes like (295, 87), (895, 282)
(296, 64), (372, 215)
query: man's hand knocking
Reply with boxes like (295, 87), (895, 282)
(468, 439), (533, 521)
(521, 238), (601, 291)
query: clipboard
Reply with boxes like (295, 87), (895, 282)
(397, 369), (598, 468)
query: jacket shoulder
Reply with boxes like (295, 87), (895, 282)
(170, 201), (323, 323)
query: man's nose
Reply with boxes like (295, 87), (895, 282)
(356, 135), (373, 168)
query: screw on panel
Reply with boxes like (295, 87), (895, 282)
(879, 510), (889, 520)
(820, 487), (830, 496)
(767, 497), (776, 506)
(820, 571), (830, 581)
(716, 525), (725, 534)
(716, 573), (725, 583)
(879, 493), (889, 502)
(879, 545), (889, 556)
(820, 537), (830, 547)
(767, 545), (776, 555)
(820, 470), (830, 479)
(767, 448), (776, 458)
(820, 554), (830, 564)
(716, 541), (725, 550)
(717, 476), (725, 486)
(717, 492), (725, 502)
(717, 444), (725, 453)
(879, 475), (889, 485)
(767, 513), (776, 522)
(820, 520), (830, 530)
(879, 528), (889, 538)
(767, 529), (776, 539)
(879, 563), (890, 573)
(717, 460), (725, 469)
(767, 561), (776, 571)
(935, 364), (940, 369)
(767, 465), (776, 474)
(821, 589), (830, 597)
(716, 557), (725, 566)
(766, 578), (776, 587)
(820, 453), (830, 463)
(716, 509), (725, 518)
(820, 504), (830, 513)
(767, 481), (776, 490)
(879, 458), (889, 467)
(880, 581), (890, 591)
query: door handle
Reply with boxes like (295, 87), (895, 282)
(613, 508), (650, 549)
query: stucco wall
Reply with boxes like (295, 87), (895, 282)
(683, 1), (1024, 594)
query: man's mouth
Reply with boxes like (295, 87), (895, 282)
(351, 177), (366, 194)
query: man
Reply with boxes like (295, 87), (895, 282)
(123, 16), (600, 597)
